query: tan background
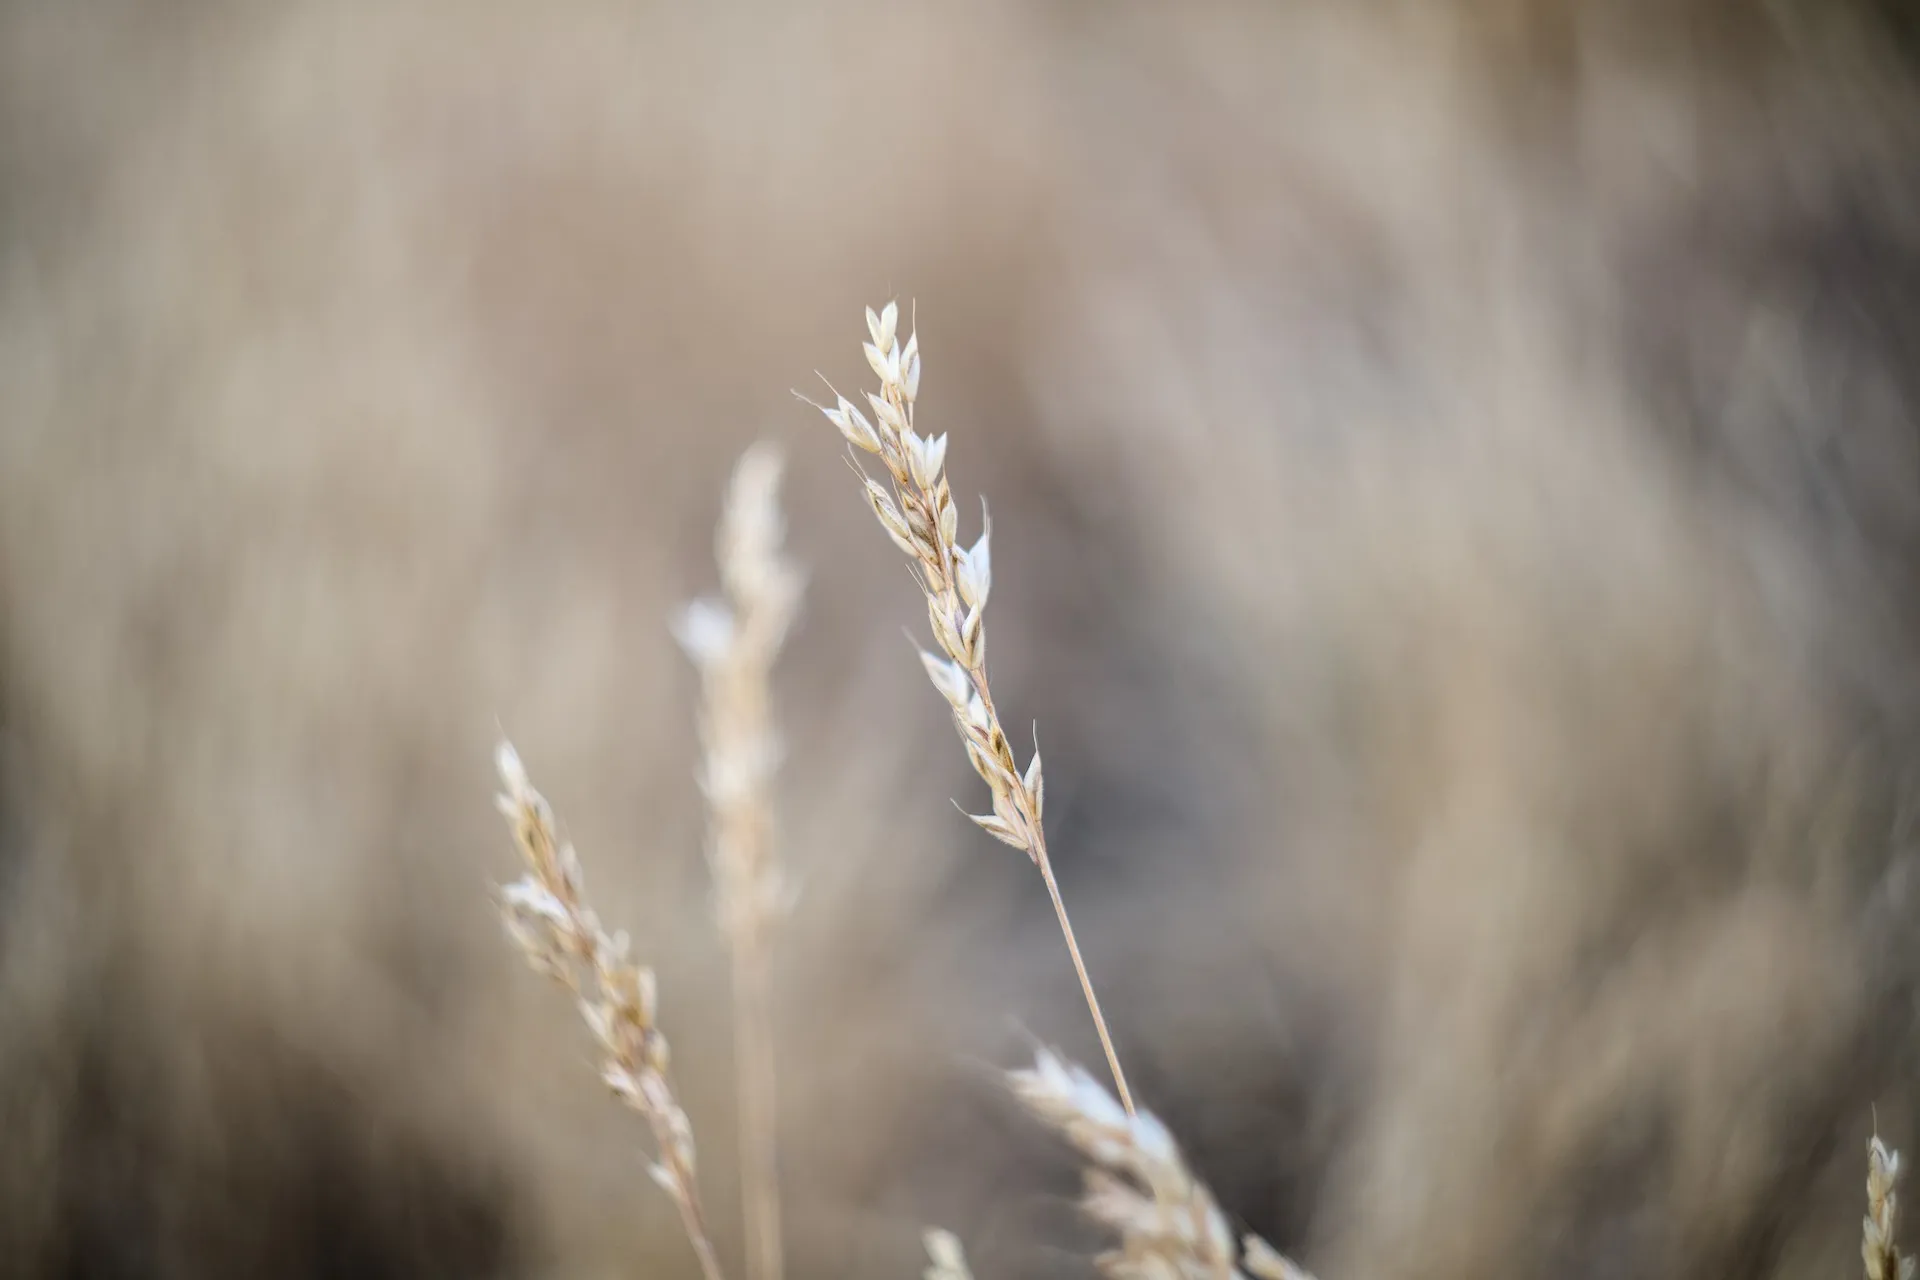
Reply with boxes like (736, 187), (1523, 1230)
(4, 3), (1920, 1278)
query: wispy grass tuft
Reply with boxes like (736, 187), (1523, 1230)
(805, 301), (1136, 1117)
(492, 740), (726, 1280)
(1868, 1133), (1914, 1280)
(1011, 1047), (1315, 1280)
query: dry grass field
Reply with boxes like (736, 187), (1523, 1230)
(6, 3), (1920, 1278)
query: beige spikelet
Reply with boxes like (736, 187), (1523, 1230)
(922, 1229), (976, 1280)
(492, 740), (726, 1280)
(1010, 1048), (1315, 1280)
(1868, 1133), (1916, 1280)
(807, 302), (1135, 1117)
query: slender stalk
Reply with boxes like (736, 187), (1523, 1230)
(1033, 837), (1135, 1116)
(676, 444), (802, 1280)
(732, 937), (784, 1280)
(648, 1111), (727, 1280)
(973, 669), (1134, 1117)
(687, 1225), (727, 1280)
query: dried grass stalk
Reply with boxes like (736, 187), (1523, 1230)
(1868, 1134), (1916, 1280)
(806, 302), (1136, 1116)
(493, 741), (726, 1280)
(1011, 1048), (1315, 1280)
(676, 443), (804, 1280)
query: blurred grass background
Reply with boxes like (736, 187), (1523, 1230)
(5, 2), (1920, 1277)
